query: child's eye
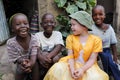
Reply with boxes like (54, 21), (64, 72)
(24, 23), (28, 25)
(50, 22), (54, 24)
(16, 24), (20, 25)
(42, 22), (54, 25)
(71, 24), (75, 26)
(43, 22), (47, 24)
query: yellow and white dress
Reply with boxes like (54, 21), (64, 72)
(44, 34), (109, 80)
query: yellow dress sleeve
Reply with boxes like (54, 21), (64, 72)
(59, 35), (74, 62)
(66, 35), (73, 50)
(93, 36), (103, 53)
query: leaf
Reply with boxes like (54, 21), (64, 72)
(78, 0), (84, 2)
(62, 31), (69, 37)
(62, 49), (68, 56)
(76, 1), (86, 10)
(54, 25), (62, 31)
(56, 15), (69, 25)
(54, 0), (67, 8)
(56, 15), (63, 22)
(87, 0), (97, 7)
(66, 4), (79, 14)
(86, 3), (93, 14)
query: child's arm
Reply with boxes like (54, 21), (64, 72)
(47, 32), (64, 60)
(74, 52), (98, 79)
(80, 52), (97, 70)
(29, 46), (38, 68)
(68, 58), (76, 78)
(21, 47), (38, 73)
(37, 48), (52, 68)
(67, 50), (76, 79)
(7, 40), (22, 64)
(111, 44), (118, 63)
(47, 44), (63, 60)
(110, 26), (118, 63)
(24, 55), (36, 73)
(74, 37), (102, 79)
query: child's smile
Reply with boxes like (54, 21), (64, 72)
(19, 28), (28, 36)
(41, 13), (56, 37)
(92, 6), (105, 25)
(12, 14), (29, 37)
(95, 19), (102, 24)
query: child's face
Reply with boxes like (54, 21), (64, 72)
(12, 14), (29, 38)
(70, 19), (87, 35)
(41, 14), (55, 34)
(92, 7), (105, 25)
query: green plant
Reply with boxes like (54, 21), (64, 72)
(54, 0), (96, 55)
(54, 0), (96, 40)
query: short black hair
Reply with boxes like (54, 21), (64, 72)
(41, 13), (54, 21)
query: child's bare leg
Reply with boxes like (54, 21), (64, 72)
(15, 73), (26, 80)
(32, 61), (40, 80)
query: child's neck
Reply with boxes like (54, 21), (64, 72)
(80, 30), (89, 37)
(79, 32), (89, 43)
(16, 35), (31, 50)
(80, 34), (89, 43)
(16, 35), (30, 42)
(44, 32), (52, 38)
(95, 23), (108, 31)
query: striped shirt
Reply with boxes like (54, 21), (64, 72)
(7, 34), (39, 63)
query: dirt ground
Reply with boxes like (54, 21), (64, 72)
(0, 44), (16, 80)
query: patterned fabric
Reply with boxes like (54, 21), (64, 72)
(44, 34), (109, 80)
(91, 24), (117, 48)
(30, 11), (39, 34)
(7, 34), (39, 63)
(69, 11), (94, 31)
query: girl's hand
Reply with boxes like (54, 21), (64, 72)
(69, 65), (76, 79)
(74, 68), (84, 79)
(70, 68), (75, 78)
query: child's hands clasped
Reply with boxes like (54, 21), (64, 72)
(70, 67), (85, 80)
(74, 68), (84, 79)
(21, 59), (32, 73)
(39, 52), (52, 68)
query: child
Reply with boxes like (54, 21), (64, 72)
(35, 13), (64, 79)
(44, 11), (109, 80)
(7, 13), (39, 80)
(91, 5), (120, 80)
